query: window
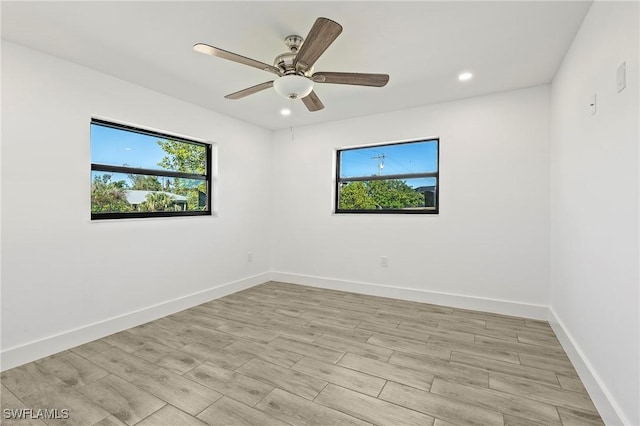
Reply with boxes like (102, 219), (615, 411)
(90, 118), (212, 220)
(335, 138), (439, 214)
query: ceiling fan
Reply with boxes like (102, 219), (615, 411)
(193, 17), (389, 112)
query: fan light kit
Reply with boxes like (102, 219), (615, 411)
(193, 17), (389, 112)
(273, 75), (314, 99)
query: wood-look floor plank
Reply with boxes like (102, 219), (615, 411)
(92, 415), (129, 426)
(301, 312), (361, 329)
(256, 388), (372, 426)
(475, 335), (568, 358)
(415, 311), (477, 324)
(101, 331), (155, 353)
(379, 381), (503, 426)
(236, 358), (326, 400)
(197, 396), (290, 426)
(450, 351), (560, 386)
(517, 352), (578, 377)
(88, 348), (158, 383)
(516, 331), (563, 349)
(357, 321), (434, 343)
(430, 378), (561, 425)
(454, 309), (526, 327)
(397, 321), (476, 344)
(129, 341), (178, 364)
(315, 383), (435, 426)
(306, 321), (373, 342)
(21, 384), (110, 426)
(367, 333), (452, 359)
(557, 407), (605, 426)
(185, 363), (274, 407)
(556, 374), (587, 393)
(126, 323), (193, 349)
(435, 320), (519, 342)
(428, 337), (521, 364)
(312, 334), (393, 361)
(168, 309), (228, 329)
(178, 343), (254, 370)
(486, 320), (557, 336)
(224, 339), (303, 368)
(263, 319), (322, 342)
(524, 319), (553, 331)
(0, 384), (47, 426)
(77, 374), (166, 426)
(71, 340), (113, 358)
(154, 350), (201, 375)
(503, 414), (550, 426)
(388, 351), (489, 388)
(337, 352), (434, 391)
(131, 368), (222, 416)
(38, 351), (109, 388)
(135, 404), (209, 426)
(291, 357), (385, 397)
(489, 373), (599, 413)
(217, 320), (280, 343)
(0, 361), (64, 398)
(267, 336), (345, 364)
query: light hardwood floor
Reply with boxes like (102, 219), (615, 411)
(1, 282), (604, 426)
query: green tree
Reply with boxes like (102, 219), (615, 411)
(91, 174), (133, 213)
(157, 140), (205, 174)
(138, 192), (176, 212)
(157, 139), (207, 210)
(339, 179), (424, 210)
(367, 179), (424, 209)
(339, 182), (377, 209)
(129, 174), (162, 191)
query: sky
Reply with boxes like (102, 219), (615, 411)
(339, 139), (438, 188)
(91, 123), (178, 171)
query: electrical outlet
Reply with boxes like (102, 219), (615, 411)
(247, 252), (253, 262)
(380, 256), (389, 268)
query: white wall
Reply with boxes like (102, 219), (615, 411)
(1, 41), (273, 368)
(550, 2), (639, 425)
(271, 86), (551, 316)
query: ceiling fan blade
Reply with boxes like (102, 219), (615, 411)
(294, 18), (343, 71)
(301, 90), (325, 112)
(225, 81), (274, 100)
(312, 72), (389, 87)
(194, 43), (281, 76)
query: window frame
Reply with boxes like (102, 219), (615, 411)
(90, 118), (212, 220)
(334, 138), (440, 215)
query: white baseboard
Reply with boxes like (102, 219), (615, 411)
(0, 272), (269, 372)
(548, 307), (628, 426)
(270, 272), (549, 320)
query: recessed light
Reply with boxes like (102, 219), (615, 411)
(280, 108), (291, 116)
(458, 72), (473, 81)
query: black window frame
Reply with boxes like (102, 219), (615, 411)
(335, 138), (439, 214)
(90, 118), (212, 220)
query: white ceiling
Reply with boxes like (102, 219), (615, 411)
(2, 1), (592, 130)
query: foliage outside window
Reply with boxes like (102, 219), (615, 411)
(336, 139), (439, 214)
(90, 119), (212, 219)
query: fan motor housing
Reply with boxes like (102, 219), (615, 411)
(274, 35), (312, 76)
